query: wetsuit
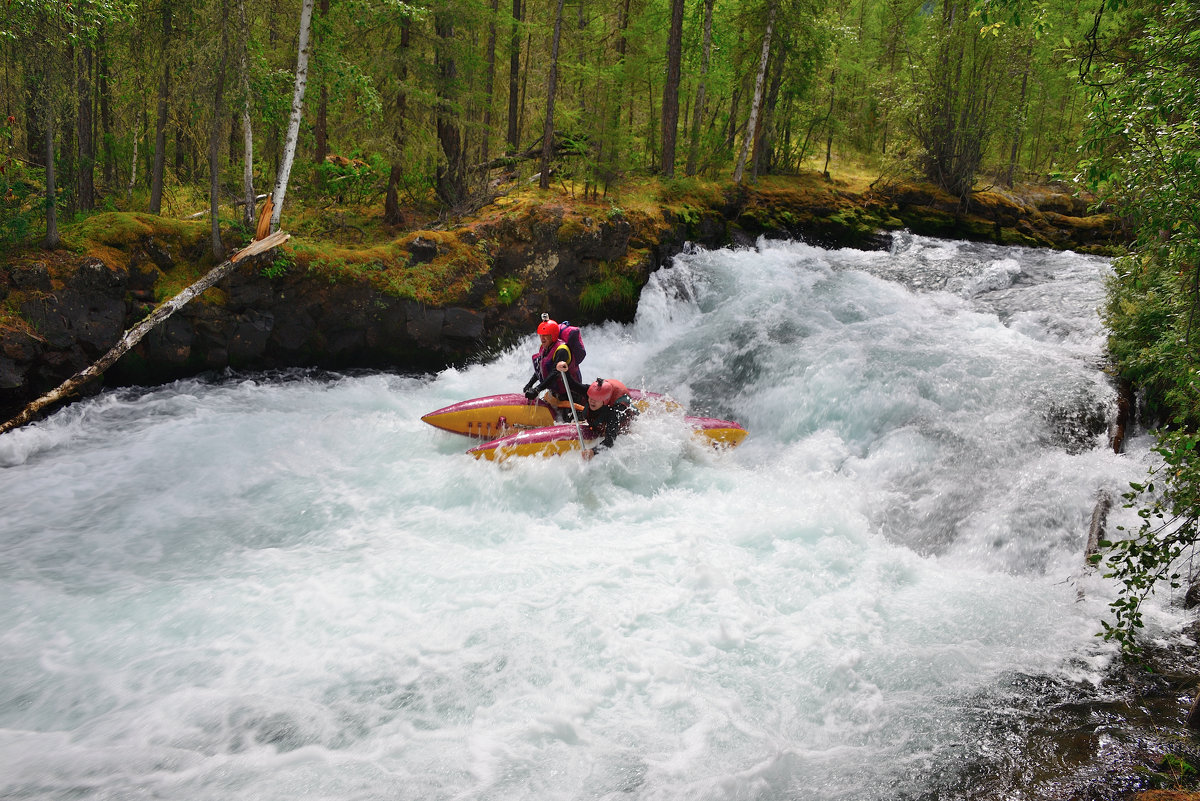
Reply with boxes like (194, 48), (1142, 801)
(585, 391), (638, 452)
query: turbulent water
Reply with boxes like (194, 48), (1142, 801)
(0, 234), (1186, 800)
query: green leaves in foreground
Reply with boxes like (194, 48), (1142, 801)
(1098, 430), (1200, 654)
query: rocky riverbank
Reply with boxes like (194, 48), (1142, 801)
(0, 174), (1121, 425)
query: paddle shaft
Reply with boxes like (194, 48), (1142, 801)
(559, 370), (588, 454)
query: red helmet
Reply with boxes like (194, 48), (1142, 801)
(537, 319), (560, 339)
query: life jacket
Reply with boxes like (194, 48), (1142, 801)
(531, 341), (582, 390)
(586, 377), (629, 406)
(557, 321), (586, 368)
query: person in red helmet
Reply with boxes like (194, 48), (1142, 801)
(522, 315), (585, 419)
(580, 377), (638, 460)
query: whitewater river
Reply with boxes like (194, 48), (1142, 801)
(0, 234), (1186, 800)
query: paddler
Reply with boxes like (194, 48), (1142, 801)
(522, 316), (586, 420)
(579, 377), (638, 461)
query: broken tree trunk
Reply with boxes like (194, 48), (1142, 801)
(0, 231), (290, 436)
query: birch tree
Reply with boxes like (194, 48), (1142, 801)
(733, 0), (775, 183)
(269, 0), (315, 233)
(208, 0), (230, 257)
(237, 0), (255, 229)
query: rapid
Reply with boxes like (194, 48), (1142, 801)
(0, 234), (1183, 800)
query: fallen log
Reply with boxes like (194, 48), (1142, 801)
(0, 231), (291, 436)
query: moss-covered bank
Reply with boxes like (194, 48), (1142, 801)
(0, 175), (1123, 422)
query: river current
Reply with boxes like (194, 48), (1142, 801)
(0, 234), (1186, 800)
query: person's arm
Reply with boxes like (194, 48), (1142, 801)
(553, 357), (587, 399)
(581, 405), (620, 460)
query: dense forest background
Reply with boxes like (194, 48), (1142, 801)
(1, 0), (1103, 251)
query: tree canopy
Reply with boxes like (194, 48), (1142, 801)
(1, 0), (1107, 249)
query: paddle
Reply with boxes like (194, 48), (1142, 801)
(557, 364), (588, 456)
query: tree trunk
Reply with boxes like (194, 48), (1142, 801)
(539, 0), (566, 190)
(384, 16), (412, 225)
(238, 0), (255, 229)
(24, 69), (46, 167)
(313, 0), (330, 164)
(42, 72), (59, 249)
(821, 66), (837, 178)
(76, 42), (95, 211)
(269, 0), (315, 232)
(1005, 38), (1033, 187)
(755, 40), (786, 178)
(434, 15), (467, 207)
(482, 0), (498, 165)
(660, 0), (685, 178)
(0, 232), (291, 437)
(209, 0), (231, 258)
(506, 0), (521, 153)
(149, 2), (172, 214)
(685, 0), (714, 177)
(733, 0), (775, 183)
(98, 30), (115, 187)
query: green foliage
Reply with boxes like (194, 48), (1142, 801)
(262, 252), (291, 280)
(1135, 752), (1199, 790)
(0, 119), (39, 251)
(1089, 0), (1200, 651)
(1099, 430), (1200, 653)
(496, 277), (522, 306)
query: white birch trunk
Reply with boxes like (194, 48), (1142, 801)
(269, 0), (315, 233)
(239, 0), (255, 229)
(733, 0), (775, 184)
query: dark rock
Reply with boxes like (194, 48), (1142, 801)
(444, 307), (485, 340)
(19, 295), (76, 349)
(0, 356), (26, 389)
(143, 237), (175, 269)
(11, 262), (51, 291)
(404, 302), (445, 347)
(229, 310), (274, 363)
(70, 258), (126, 296)
(140, 315), (196, 365)
(127, 260), (161, 298)
(409, 236), (439, 264)
(269, 306), (319, 353)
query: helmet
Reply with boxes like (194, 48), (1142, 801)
(537, 319), (560, 339)
(587, 378), (610, 403)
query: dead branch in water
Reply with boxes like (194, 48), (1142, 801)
(0, 231), (290, 436)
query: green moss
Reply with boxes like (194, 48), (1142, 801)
(556, 217), (590, 243)
(497, 277), (524, 306)
(63, 212), (208, 254)
(580, 261), (639, 313)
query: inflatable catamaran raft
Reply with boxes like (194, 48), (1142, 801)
(422, 392), (748, 461)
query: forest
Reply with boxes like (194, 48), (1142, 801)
(2, 0), (1200, 656)
(2, 0), (1097, 252)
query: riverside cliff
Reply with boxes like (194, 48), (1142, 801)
(0, 175), (1122, 423)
